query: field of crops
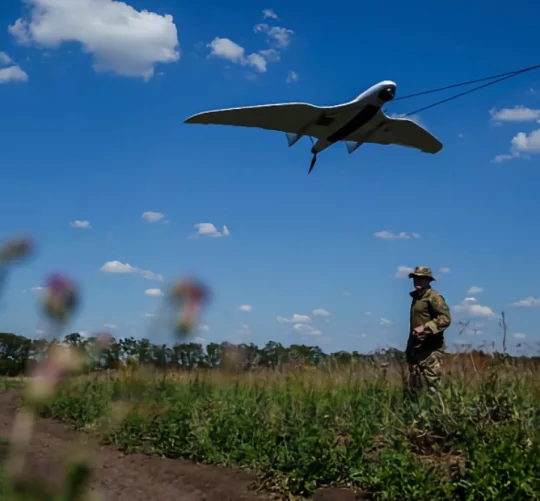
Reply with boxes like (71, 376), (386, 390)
(35, 361), (540, 500)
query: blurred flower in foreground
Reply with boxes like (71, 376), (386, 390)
(0, 236), (34, 295)
(27, 332), (111, 409)
(9, 339), (103, 499)
(94, 331), (114, 350)
(168, 278), (209, 339)
(26, 343), (84, 407)
(9, 343), (85, 481)
(0, 236), (34, 265)
(43, 273), (79, 324)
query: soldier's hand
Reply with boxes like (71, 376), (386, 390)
(412, 325), (426, 341)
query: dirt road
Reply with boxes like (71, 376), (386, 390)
(0, 390), (360, 500)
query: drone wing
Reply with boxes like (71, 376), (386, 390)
(184, 102), (333, 139)
(349, 113), (443, 154)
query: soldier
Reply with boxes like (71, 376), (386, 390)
(406, 266), (451, 394)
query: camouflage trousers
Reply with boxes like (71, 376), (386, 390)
(406, 348), (444, 395)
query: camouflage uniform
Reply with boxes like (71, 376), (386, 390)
(406, 267), (451, 394)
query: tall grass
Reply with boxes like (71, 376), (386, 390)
(40, 359), (540, 499)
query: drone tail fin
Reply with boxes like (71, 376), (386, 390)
(345, 141), (363, 154)
(285, 132), (303, 147)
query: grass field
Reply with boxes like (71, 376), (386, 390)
(31, 359), (540, 500)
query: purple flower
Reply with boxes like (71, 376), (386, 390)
(43, 273), (79, 323)
(169, 278), (209, 337)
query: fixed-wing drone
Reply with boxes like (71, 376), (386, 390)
(184, 80), (443, 173)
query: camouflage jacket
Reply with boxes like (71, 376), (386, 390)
(409, 287), (451, 350)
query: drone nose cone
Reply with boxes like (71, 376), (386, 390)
(378, 86), (396, 102)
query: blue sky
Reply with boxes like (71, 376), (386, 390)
(1, 0), (540, 355)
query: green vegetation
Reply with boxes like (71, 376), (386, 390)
(38, 364), (540, 500)
(1, 329), (540, 498)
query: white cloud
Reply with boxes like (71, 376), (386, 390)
(439, 267), (451, 274)
(207, 14), (293, 77)
(395, 266), (413, 279)
(142, 211), (165, 223)
(312, 308), (330, 317)
(258, 48), (280, 62)
(511, 129), (540, 154)
(0, 53), (22, 80)
(374, 230), (420, 240)
(104, 323), (118, 330)
(454, 297), (496, 318)
(139, 270), (163, 281)
(198, 324), (210, 333)
(32, 286), (45, 294)
(100, 261), (138, 273)
(365, 311), (371, 316)
(293, 323), (322, 336)
(262, 8), (278, 19)
(293, 323), (312, 333)
(286, 70), (298, 83)
(9, 0), (180, 80)
(207, 37), (271, 73)
(342, 291), (351, 296)
(253, 24), (293, 48)
(208, 37), (244, 62)
(69, 220), (91, 229)
(513, 332), (527, 339)
(511, 297), (540, 308)
(467, 286), (484, 295)
(190, 223), (230, 239)
(490, 106), (540, 122)
(0, 52), (12, 65)
(143, 313), (155, 318)
(493, 127), (540, 162)
(239, 304), (252, 312)
(100, 260), (163, 281)
(380, 318), (393, 326)
(246, 52), (267, 72)
(145, 288), (163, 297)
(0, 65), (28, 83)
(492, 152), (520, 163)
(208, 43), (281, 74)
(277, 313), (311, 324)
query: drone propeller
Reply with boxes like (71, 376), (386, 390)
(308, 154), (317, 174)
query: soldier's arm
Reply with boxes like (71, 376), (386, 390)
(424, 292), (451, 334)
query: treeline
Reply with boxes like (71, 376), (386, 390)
(0, 331), (538, 377)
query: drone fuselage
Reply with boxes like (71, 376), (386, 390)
(311, 80), (397, 155)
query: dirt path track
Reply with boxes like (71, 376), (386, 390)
(0, 390), (360, 500)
